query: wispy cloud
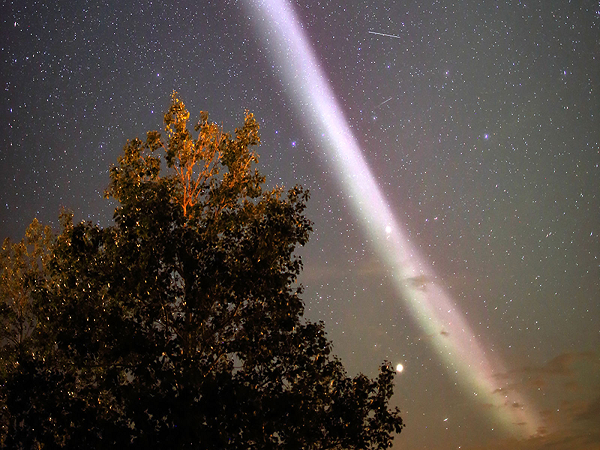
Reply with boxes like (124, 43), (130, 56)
(575, 394), (600, 425)
(476, 350), (600, 450)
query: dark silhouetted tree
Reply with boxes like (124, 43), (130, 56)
(0, 93), (404, 449)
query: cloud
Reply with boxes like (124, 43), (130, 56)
(354, 256), (389, 277)
(463, 426), (600, 450)
(480, 350), (600, 449)
(492, 351), (596, 394)
(300, 262), (347, 282)
(575, 394), (600, 425)
(563, 380), (579, 392)
(415, 328), (450, 342)
(520, 352), (594, 377)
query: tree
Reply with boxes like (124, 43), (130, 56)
(0, 92), (404, 449)
(0, 219), (54, 448)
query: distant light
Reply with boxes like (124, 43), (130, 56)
(385, 225), (392, 234)
(484, 133), (489, 140)
(396, 363), (404, 373)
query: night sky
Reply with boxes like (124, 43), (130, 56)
(2, 1), (599, 449)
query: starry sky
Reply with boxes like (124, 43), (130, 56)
(2, 1), (599, 449)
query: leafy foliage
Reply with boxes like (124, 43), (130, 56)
(0, 93), (404, 449)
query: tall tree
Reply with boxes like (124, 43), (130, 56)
(0, 93), (404, 449)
